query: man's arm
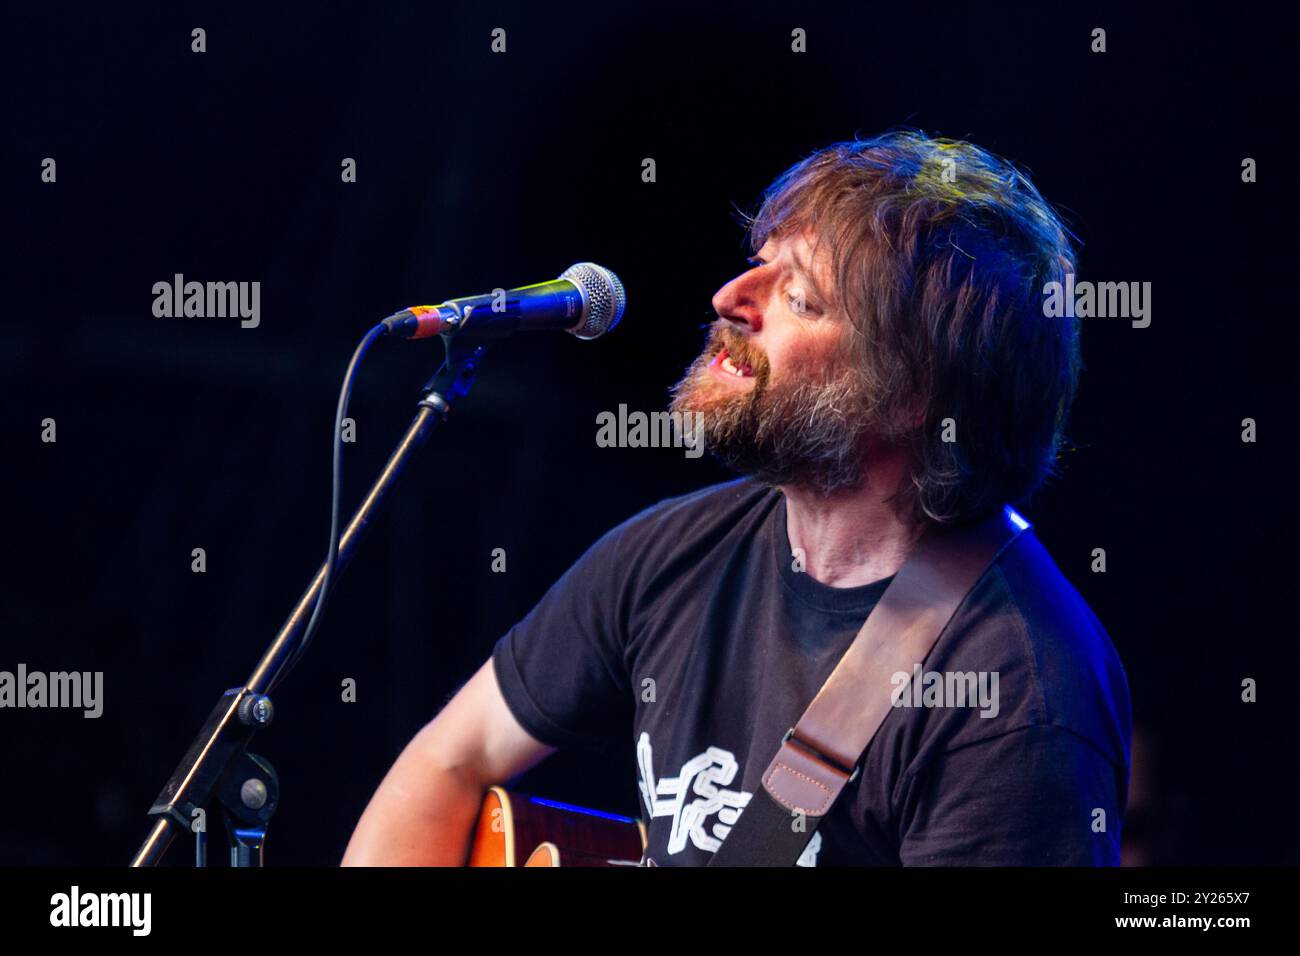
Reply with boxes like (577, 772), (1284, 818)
(341, 658), (556, 866)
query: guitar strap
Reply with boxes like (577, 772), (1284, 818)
(706, 503), (1033, 866)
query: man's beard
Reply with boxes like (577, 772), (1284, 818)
(668, 322), (875, 495)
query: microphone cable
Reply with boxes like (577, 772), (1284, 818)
(269, 322), (390, 693)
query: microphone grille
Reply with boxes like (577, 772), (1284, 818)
(561, 262), (627, 340)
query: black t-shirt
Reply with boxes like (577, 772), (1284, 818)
(492, 478), (1132, 866)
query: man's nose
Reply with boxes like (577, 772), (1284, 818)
(711, 272), (764, 334)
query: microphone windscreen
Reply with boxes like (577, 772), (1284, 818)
(561, 262), (626, 340)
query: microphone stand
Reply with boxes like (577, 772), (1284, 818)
(130, 335), (489, 867)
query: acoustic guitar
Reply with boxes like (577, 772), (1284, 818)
(467, 786), (647, 867)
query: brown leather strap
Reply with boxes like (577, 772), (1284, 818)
(761, 505), (1031, 818)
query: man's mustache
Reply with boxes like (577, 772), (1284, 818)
(706, 323), (767, 375)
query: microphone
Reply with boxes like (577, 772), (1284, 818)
(383, 262), (626, 342)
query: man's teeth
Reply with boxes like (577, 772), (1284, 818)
(720, 353), (752, 377)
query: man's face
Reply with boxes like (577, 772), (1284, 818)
(669, 230), (876, 493)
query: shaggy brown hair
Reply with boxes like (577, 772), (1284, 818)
(747, 131), (1080, 525)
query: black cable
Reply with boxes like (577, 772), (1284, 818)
(270, 322), (387, 693)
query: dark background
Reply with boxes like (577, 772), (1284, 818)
(4, 2), (1295, 865)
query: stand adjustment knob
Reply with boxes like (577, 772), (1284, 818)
(238, 694), (274, 728)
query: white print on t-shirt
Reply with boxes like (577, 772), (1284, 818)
(636, 731), (823, 866)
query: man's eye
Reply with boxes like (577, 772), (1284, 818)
(788, 290), (821, 316)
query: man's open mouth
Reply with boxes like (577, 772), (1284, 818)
(710, 346), (755, 379)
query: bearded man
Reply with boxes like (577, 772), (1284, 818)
(343, 131), (1132, 867)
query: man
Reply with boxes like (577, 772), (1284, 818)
(343, 131), (1132, 866)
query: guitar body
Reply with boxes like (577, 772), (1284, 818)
(467, 786), (646, 867)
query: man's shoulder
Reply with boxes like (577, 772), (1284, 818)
(995, 530), (1129, 715)
(925, 524), (1132, 767)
